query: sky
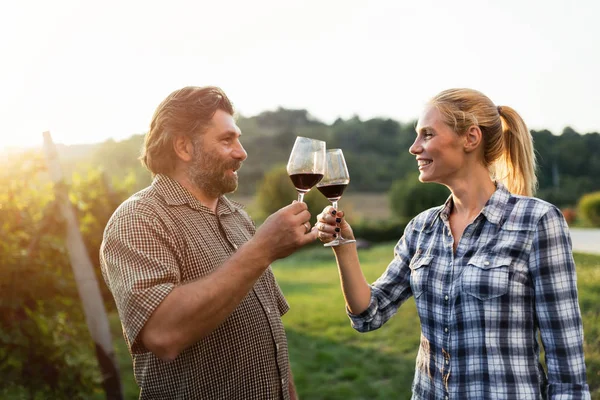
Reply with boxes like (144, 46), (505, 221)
(1, 0), (599, 151)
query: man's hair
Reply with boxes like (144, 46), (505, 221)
(140, 86), (234, 175)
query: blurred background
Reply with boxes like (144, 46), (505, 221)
(1, 0), (599, 398)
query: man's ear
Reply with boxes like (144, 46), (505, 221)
(464, 125), (483, 153)
(173, 135), (194, 162)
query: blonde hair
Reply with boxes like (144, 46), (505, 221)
(429, 88), (537, 196)
(140, 86), (234, 175)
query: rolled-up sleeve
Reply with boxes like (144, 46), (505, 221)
(348, 220), (415, 332)
(100, 209), (181, 354)
(529, 207), (590, 399)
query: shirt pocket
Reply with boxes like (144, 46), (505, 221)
(462, 254), (511, 300)
(409, 255), (433, 299)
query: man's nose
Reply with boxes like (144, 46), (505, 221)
(233, 140), (247, 161)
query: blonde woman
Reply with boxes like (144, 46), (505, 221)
(316, 89), (590, 399)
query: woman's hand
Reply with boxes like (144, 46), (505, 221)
(316, 206), (355, 245)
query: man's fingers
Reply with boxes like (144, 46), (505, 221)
(304, 226), (319, 242)
(287, 201), (309, 214)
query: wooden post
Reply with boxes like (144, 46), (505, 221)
(42, 131), (123, 400)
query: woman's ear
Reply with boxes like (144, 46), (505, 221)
(173, 135), (194, 162)
(464, 125), (483, 153)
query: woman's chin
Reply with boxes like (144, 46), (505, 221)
(418, 173), (431, 183)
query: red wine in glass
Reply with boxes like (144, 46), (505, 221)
(289, 173), (324, 193)
(317, 149), (355, 246)
(317, 183), (348, 201)
(287, 137), (326, 202)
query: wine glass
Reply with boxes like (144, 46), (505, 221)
(286, 136), (326, 202)
(317, 149), (356, 247)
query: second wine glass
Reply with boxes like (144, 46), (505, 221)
(287, 136), (326, 202)
(317, 149), (356, 247)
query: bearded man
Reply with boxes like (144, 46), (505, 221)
(100, 86), (316, 399)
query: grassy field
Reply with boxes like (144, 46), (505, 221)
(112, 243), (600, 399)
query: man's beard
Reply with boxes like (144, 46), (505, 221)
(186, 141), (242, 198)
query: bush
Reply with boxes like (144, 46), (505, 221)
(351, 219), (408, 243)
(254, 164), (330, 223)
(578, 191), (600, 227)
(561, 207), (577, 225)
(0, 153), (129, 398)
(389, 173), (450, 220)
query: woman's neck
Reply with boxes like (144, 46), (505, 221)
(449, 171), (496, 220)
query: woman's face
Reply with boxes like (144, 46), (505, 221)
(410, 105), (467, 185)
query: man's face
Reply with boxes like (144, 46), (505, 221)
(187, 109), (247, 197)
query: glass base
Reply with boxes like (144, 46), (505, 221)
(324, 238), (356, 247)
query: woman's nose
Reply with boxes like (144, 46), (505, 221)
(409, 138), (422, 155)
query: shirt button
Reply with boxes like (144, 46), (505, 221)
(444, 295), (449, 301)
(444, 327), (449, 333)
(445, 396), (449, 400)
(267, 307), (271, 314)
(445, 359), (449, 365)
(281, 378), (285, 385)
(484, 260), (490, 266)
(276, 343), (280, 351)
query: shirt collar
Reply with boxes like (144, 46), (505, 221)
(438, 182), (510, 226)
(152, 174), (244, 215)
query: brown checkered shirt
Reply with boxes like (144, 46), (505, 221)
(100, 174), (291, 399)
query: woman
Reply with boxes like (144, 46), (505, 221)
(316, 88), (590, 399)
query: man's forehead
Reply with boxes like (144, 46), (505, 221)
(209, 110), (241, 134)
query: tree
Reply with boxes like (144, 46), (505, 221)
(389, 173), (450, 220)
(254, 164), (329, 223)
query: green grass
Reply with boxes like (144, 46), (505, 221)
(113, 244), (600, 399)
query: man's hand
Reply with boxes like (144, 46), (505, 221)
(252, 201), (318, 264)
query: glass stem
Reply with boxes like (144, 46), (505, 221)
(297, 192), (305, 203)
(331, 200), (343, 240)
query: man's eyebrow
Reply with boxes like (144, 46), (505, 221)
(218, 130), (240, 139)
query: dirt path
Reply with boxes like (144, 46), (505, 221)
(569, 228), (600, 255)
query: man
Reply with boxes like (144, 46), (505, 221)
(100, 86), (317, 399)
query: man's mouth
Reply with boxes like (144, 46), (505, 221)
(229, 163), (243, 175)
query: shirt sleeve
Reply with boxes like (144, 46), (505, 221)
(100, 209), (181, 355)
(348, 219), (415, 332)
(529, 206), (590, 399)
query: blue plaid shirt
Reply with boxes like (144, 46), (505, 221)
(349, 183), (590, 399)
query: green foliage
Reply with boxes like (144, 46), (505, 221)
(578, 191), (600, 227)
(254, 164), (330, 223)
(0, 152), (130, 398)
(351, 219), (408, 243)
(389, 173), (450, 220)
(48, 109), (600, 209)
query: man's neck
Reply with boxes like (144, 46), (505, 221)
(168, 170), (219, 213)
